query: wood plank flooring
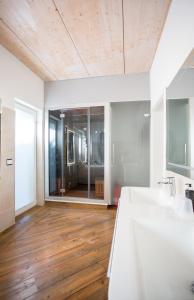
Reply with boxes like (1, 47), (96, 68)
(0, 202), (116, 300)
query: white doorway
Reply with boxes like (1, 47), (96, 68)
(15, 103), (37, 215)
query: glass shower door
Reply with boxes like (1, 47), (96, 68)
(49, 108), (89, 198)
(111, 101), (150, 203)
(48, 106), (104, 200)
(65, 108), (89, 198)
(49, 118), (57, 195)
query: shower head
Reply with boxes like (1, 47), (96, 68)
(144, 113), (151, 118)
(60, 112), (65, 118)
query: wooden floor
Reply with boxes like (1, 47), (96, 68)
(65, 185), (104, 200)
(0, 202), (116, 300)
(50, 184), (104, 200)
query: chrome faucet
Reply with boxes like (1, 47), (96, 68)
(158, 177), (176, 197)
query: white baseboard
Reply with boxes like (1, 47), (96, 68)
(45, 197), (108, 206)
(15, 201), (37, 217)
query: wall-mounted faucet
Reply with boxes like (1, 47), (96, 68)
(158, 177), (176, 197)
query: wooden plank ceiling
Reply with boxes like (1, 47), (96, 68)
(0, 0), (171, 81)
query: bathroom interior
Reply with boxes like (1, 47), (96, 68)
(47, 101), (150, 203)
(0, 1), (194, 299)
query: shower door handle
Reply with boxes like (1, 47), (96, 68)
(184, 143), (187, 165)
(112, 143), (115, 165)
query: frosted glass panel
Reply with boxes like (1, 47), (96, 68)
(15, 105), (36, 211)
(111, 101), (150, 200)
(89, 107), (104, 199)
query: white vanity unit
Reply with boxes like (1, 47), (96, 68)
(108, 187), (194, 300)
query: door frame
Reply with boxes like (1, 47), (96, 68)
(45, 102), (111, 205)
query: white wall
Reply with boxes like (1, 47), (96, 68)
(167, 68), (194, 99)
(45, 73), (150, 108)
(0, 46), (44, 110)
(0, 45), (44, 232)
(150, 0), (194, 106)
(150, 0), (194, 189)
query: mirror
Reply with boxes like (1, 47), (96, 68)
(77, 129), (87, 164)
(67, 129), (75, 166)
(166, 49), (194, 179)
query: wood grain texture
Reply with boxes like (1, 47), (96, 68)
(0, 19), (55, 81)
(0, 203), (116, 299)
(0, 0), (171, 80)
(0, 0), (88, 80)
(123, 0), (171, 73)
(54, 0), (124, 76)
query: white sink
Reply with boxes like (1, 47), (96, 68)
(133, 218), (194, 300)
(121, 186), (174, 206)
(108, 186), (194, 300)
(121, 186), (193, 218)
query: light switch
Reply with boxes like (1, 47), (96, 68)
(6, 159), (13, 166)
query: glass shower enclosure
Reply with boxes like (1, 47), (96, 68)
(48, 106), (104, 200)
